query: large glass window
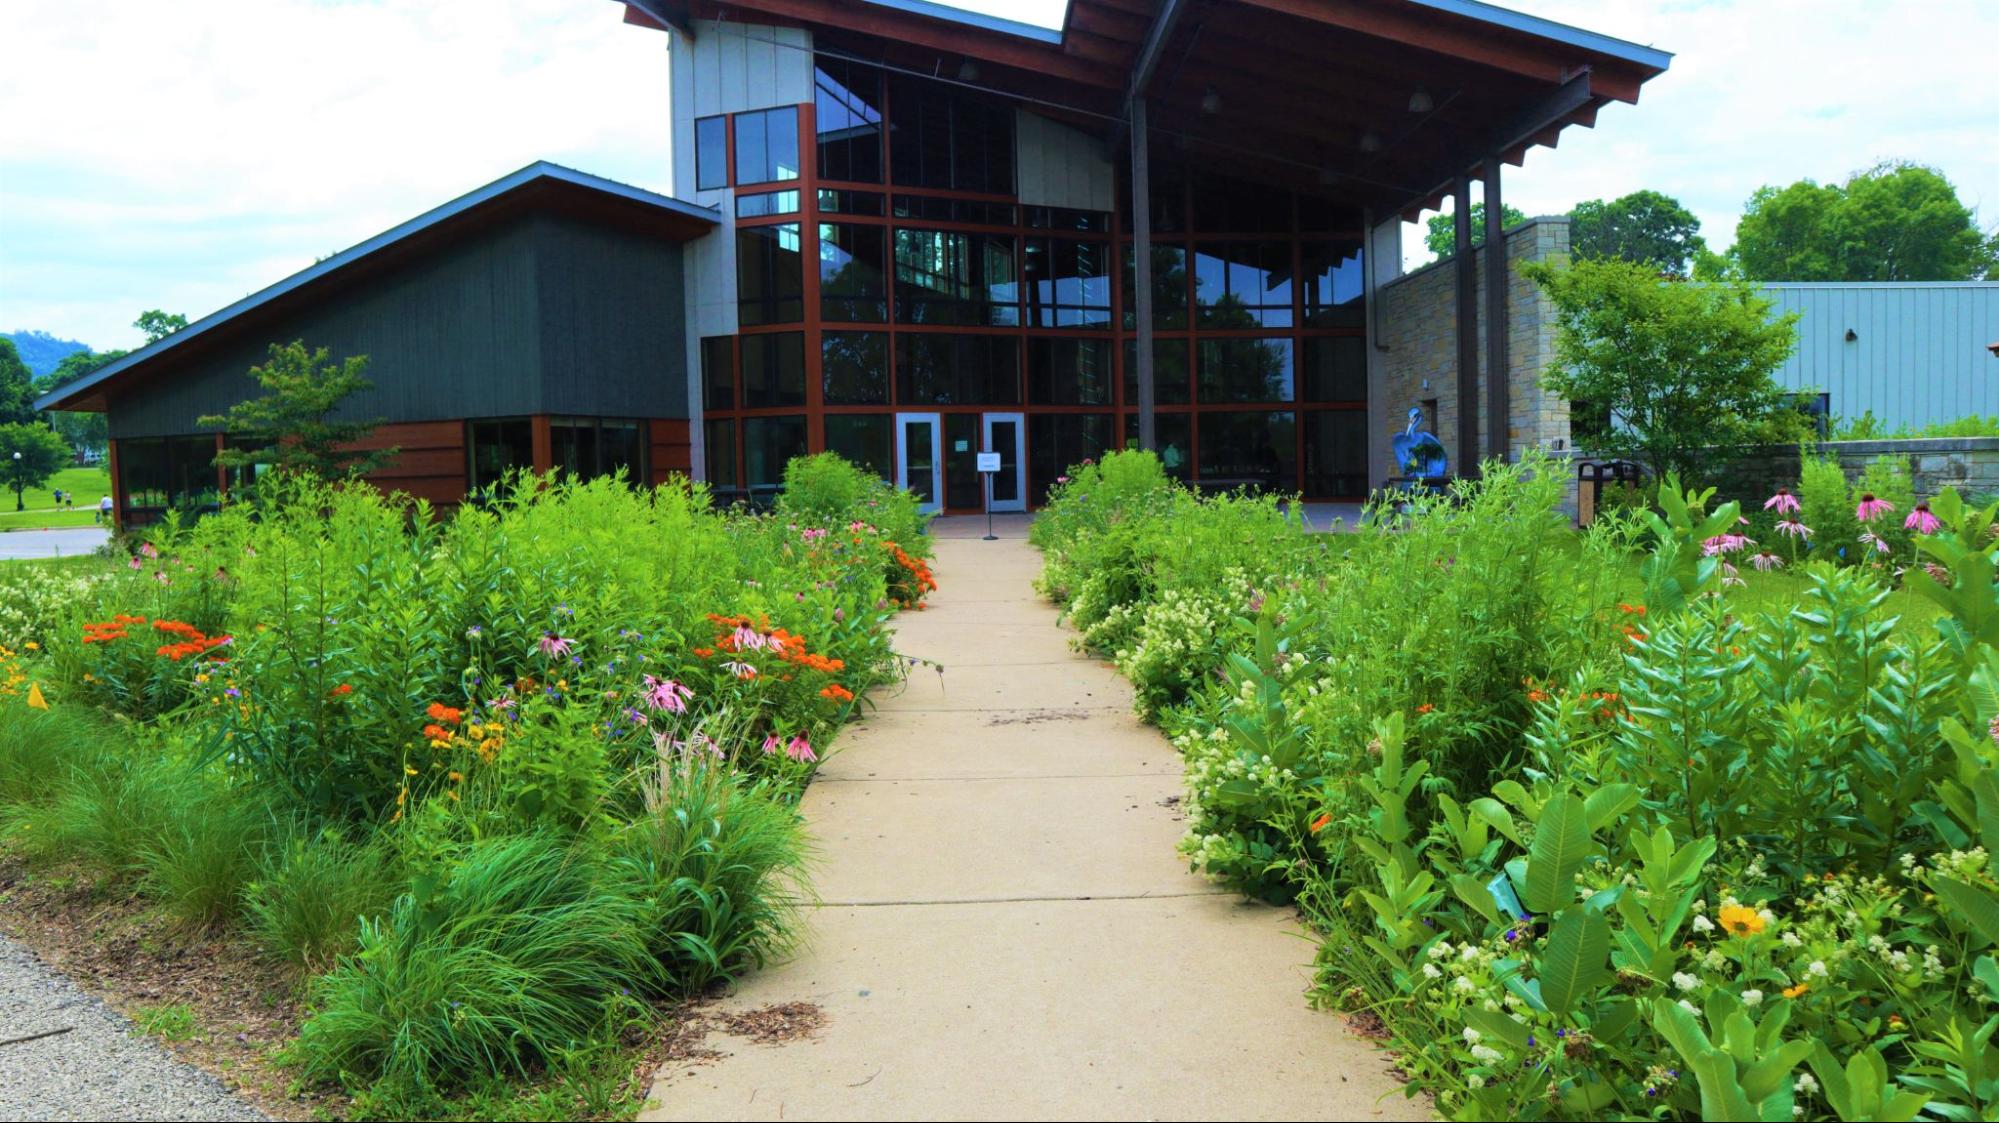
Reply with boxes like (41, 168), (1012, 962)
(1301, 336), (1366, 402)
(1195, 242), (1293, 327)
(551, 417), (648, 484)
(704, 418), (739, 493)
(744, 415), (807, 491)
(1199, 338), (1294, 402)
(1303, 240), (1365, 327)
(1027, 338), (1112, 405)
(733, 106), (800, 186)
(1120, 411), (1193, 480)
(467, 418), (534, 499)
(822, 331), (889, 405)
(695, 115), (728, 191)
(1121, 244), (1188, 329)
(887, 74), (1014, 193)
(741, 332), (807, 408)
(819, 223), (887, 322)
(1197, 411), (1296, 493)
(825, 413), (893, 481)
(1122, 339), (1192, 405)
(895, 334), (1019, 405)
(120, 435), (223, 513)
(737, 224), (804, 326)
(891, 195), (1015, 225)
(1023, 238), (1111, 328)
(814, 57), (882, 183)
(1303, 410), (1368, 496)
(892, 228), (1017, 326)
(1028, 413), (1113, 505)
(736, 190), (800, 218)
(1191, 176), (1293, 234)
(700, 336), (734, 411)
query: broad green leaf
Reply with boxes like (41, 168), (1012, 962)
(1524, 793), (1590, 914)
(1540, 908), (1611, 1015)
(1584, 783), (1640, 833)
(1932, 876), (1999, 946)
(1463, 1008), (1530, 1051)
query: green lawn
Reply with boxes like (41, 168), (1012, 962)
(1, 465), (112, 530)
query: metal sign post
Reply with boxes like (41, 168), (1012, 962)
(976, 451), (1001, 541)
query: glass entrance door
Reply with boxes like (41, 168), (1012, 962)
(896, 412), (943, 514)
(982, 412), (1026, 513)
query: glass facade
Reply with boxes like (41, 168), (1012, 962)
(698, 57), (1369, 507)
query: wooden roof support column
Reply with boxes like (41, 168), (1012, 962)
(1483, 157), (1508, 463)
(1453, 174), (1479, 473)
(1131, 95), (1156, 453)
(1107, 0), (1188, 156)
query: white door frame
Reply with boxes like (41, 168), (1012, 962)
(982, 411), (1027, 513)
(895, 412), (944, 514)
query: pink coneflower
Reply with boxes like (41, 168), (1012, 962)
(1721, 561), (1746, 588)
(140, 541), (158, 559)
(1763, 488), (1801, 514)
(1858, 531), (1891, 555)
(128, 556), (143, 570)
(730, 625), (765, 651)
(766, 634), (787, 654)
(762, 734), (782, 755)
(1855, 493), (1894, 522)
(641, 675), (692, 713)
(1925, 562), (1952, 586)
(785, 734), (816, 763)
(722, 660), (758, 679)
(1904, 503), (1940, 534)
(1702, 533), (1754, 556)
(1775, 519), (1813, 539)
(538, 632), (574, 658)
(1750, 552), (1785, 571)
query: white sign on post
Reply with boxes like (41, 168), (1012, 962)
(976, 451), (1002, 473)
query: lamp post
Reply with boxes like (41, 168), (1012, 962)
(10, 451), (22, 512)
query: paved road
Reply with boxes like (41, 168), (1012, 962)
(643, 518), (1422, 1121)
(0, 528), (110, 561)
(0, 935), (264, 1122)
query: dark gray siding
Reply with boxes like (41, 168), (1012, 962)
(534, 215), (689, 419)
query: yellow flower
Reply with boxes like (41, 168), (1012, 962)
(1782, 983), (1808, 999)
(448, 771), (464, 782)
(405, 765), (419, 776)
(26, 683), (49, 711)
(1718, 904), (1765, 937)
(446, 789), (460, 802)
(24, 642), (39, 651)
(467, 723), (485, 739)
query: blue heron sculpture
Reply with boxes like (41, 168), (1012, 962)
(1391, 406), (1448, 481)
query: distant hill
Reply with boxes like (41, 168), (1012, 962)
(3, 330), (91, 378)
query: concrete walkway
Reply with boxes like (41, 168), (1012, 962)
(645, 515), (1423, 1122)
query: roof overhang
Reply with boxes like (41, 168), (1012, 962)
(626, 0), (1669, 218)
(36, 163), (719, 414)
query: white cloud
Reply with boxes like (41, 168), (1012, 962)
(2, 1), (1993, 347)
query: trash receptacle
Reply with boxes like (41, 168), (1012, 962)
(1576, 460), (1643, 526)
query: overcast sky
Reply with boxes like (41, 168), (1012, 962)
(3, 0), (1994, 352)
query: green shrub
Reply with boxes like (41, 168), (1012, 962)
(140, 788), (276, 930)
(292, 834), (659, 1092)
(245, 829), (403, 972)
(0, 704), (119, 808)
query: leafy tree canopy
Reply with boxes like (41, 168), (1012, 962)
(0, 339), (36, 426)
(1425, 201), (1527, 257)
(0, 421), (73, 511)
(198, 341), (398, 481)
(133, 309), (190, 344)
(1523, 257), (1805, 484)
(1569, 190), (1707, 275)
(1732, 161), (1999, 281)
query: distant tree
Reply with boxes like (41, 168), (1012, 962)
(0, 339), (35, 425)
(37, 348), (127, 394)
(1425, 201), (1527, 257)
(35, 350), (125, 457)
(0, 422), (71, 511)
(1732, 162), (1998, 281)
(1569, 190), (1707, 275)
(199, 341), (398, 481)
(1523, 257), (1803, 485)
(133, 309), (190, 345)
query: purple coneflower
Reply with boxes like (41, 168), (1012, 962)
(1721, 561), (1746, 588)
(538, 632), (574, 658)
(762, 734), (782, 755)
(1775, 519), (1812, 539)
(1749, 552), (1784, 572)
(1855, 493), (1895, 522)
(722, 660), (758, 679)
(1904, 502), (1940, 534)
(1763, 488), (1800, 514)
(785, 734), (816, 763)
(641, 675), (692, 713)
(1858, 531), (1891, 555)
(1701, 533), (1753, 556)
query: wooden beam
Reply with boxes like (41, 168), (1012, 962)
(1453, 175), (1479, 473)
(1234, 0), (1571, 85)
(1483, 159), (1508, 464)
(1109, 0), (1192, 153)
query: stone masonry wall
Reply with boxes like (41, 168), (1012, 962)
(1715, 438), (1999, 502)
(1371, 217), (1571, 484)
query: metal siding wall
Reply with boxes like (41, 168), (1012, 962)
(1014, 110), (1114, 213)
(108, 220), (546, 440)
(533, 216), (690, 419)
(1764, 283), (1999, 429)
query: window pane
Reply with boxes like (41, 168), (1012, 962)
(891, 195), (1015, 225)
(744, 415), (807, 491)
(1027, 206), (1110, 232)
(822, 331), (888, 405)
(601, 419), (646, 484)
(1197, 411), (1296, 493)
(736, 190), (800, 218)
(695, 115), (728, 191)
(1191, 175), (1292, 234)
(1303, 241), (1365, 327)
(895, 334), (1019, 405)
(741, 332), (807, 408)
(737, 224), (804, 326)
(1303, 410), (1368, 497)
(467, 418), (534, 498)
(892, 228), (1017, 325)
(1027, 337), (1111, 405)
(819, 223), (887, 322)
(700, 337), (734, 411)
(1121, 338), (1192, 405)
(1301, 336), (1366, 402)
(824, 413), (893, 481)
(1028, 413), (1112, 504)
(1023, 237), (1111, 328)
(1121, 244), (1188, 329)
(1195, 242), (1293, 327)
(551, 417), (600, 480)
(817, 189), (883, 215)
(1199, 338), (1292, 403)
(815, 56), (882, 183)
(734, 106), (799, 185)
(1119, 411), (1192, 480)
(887, 74), (1014, 193)
(704, 418), (739, 493)
(119, 437), (167, 509)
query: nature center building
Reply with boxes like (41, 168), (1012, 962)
(38, 0), (1670, 523)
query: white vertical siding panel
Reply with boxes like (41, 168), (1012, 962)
(1014, 110), (1114, 212)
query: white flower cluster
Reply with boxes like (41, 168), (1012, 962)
(0, 568), (111, 649)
